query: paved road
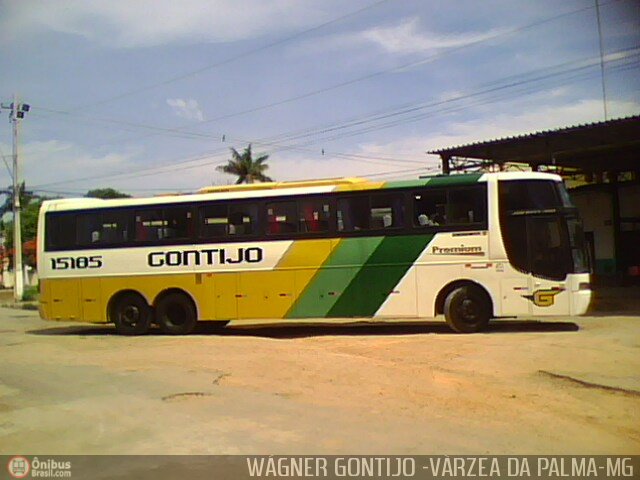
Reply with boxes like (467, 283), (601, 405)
(0, 308), (638, 454)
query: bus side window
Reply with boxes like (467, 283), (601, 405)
(200, 204), (228, 238)
(101, 211), (131, 244)
(447, 187), (486, 224)
(229, 204), (258, 236)
(337, 196), (369, 232)
(76, 213), (102, 245)
(413, 190), (447, 227)
(136, 209), (163, 241)
(370, 193), (404, 230)
(163, 207), (191, 239)
(298, 199), (330, 233)
(136, 207), (191, 242)
(46, 213), (76, 251)
(267, 201), (298, 235)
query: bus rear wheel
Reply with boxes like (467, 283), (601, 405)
(444, 285), (491, 333)
(155, 292), (197, 335)
(112, 293), (152, 335)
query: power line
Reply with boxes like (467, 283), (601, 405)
(31, 48), (638, 190)
(263, 47), (640, 145)
(64, 0), (393, 112)
(34, 0), (619, 149)
(301, 55), (640, 144)
(133, 1), (619, 128)
(31, 46), (638, 183)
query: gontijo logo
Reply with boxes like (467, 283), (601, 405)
(7, 456), (30, 479)
(524, 287), (565, 307)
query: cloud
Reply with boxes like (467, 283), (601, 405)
(0, 140), (139, 195)
(358, 18), (504, 55)
(297, 17), (505, 57)
(166, 98), (205, 122)
(422, 98), (640, 154)
(0, 0), (331, 48)
(11, 98), (638, 196)
(266, 98), (640, 183)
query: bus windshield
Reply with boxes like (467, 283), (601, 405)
(499, 179), (589, 280)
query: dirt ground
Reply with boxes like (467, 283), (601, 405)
(0, 308), (638, 454)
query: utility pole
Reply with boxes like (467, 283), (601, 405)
(1, 96), (30, 301)
(595, 0), (608, 121)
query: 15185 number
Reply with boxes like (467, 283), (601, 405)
(50, 256), (103, 270)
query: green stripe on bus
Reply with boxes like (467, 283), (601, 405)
(423, 174), (483, 186)
(286, 237), (384, 318)
(383, 174), (483, 190)
(326, 234), (434, 317)
(382, 179), (430, 189)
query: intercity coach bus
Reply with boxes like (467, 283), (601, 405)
(37, 172), (591, 335)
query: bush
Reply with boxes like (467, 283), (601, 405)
(23, 285), (39, 302)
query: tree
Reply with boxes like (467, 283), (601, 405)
(86, 188), (131, 199)
(0, 182), (36, 217)
(1, 187), (46, 268)
(216, 144), (273, 184)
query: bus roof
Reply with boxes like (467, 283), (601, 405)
(41, 171), (561, 212)
(196, 177), (368, 193)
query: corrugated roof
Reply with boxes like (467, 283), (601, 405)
(428, 114), (640, 155)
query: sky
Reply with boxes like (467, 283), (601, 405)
(0, 0), (638, 198)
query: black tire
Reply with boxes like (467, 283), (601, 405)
(444, 285), (491, 333)
(112, 293), (152, 335)
(155, 292), (197, 335)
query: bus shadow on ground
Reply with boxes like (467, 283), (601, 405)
(28, 320), (579, 338)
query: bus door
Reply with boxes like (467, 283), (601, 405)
(500, 213), (571, 316)
(525, 215), (571, 316)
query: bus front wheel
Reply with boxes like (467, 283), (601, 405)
(155, 292), (197, 335)
(444, 286), (491, 333)
(112, 293), (152, 335)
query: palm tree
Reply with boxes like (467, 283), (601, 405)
(216, 144), (273, 184)
(0, 182), (36, 216)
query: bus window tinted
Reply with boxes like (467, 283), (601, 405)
(136, 207), (191, 241)
(370, 194), (403, 229)
(267, 201), (298, 235)
(77, 211), (131, 245)
(299, 199), (330, 233)
(229, 204), (257, 236)
(448, 187), (486, 224)
(337, 196), (369, 232)
(414, 191), (447, 227)
(200, 204), (228, 237)
(528, 216), (572, 280)
(101, 211), (131, 244)
(46, 213), (76, 250)
(76, 213), (102, 245)
(499, 180), (561, 212)
(200, 203), (258, 238)
(414, 187), (486, 227)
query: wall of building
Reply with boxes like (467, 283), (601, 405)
(571, 182), (640, 277)
(619, 183), (640, 217)
(571, 188), (615, 275)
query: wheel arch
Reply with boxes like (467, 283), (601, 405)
(153, 288), (199, 320)
(106, 289), (151, 323)
(434, 279), (495, 316)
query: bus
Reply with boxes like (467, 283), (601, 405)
(37, 172), (591, 335)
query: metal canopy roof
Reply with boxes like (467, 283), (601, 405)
(428, 115), (640, 172)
